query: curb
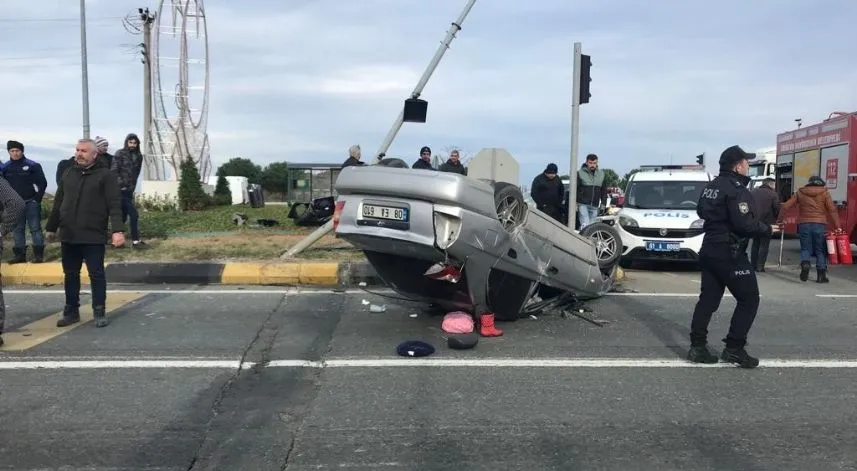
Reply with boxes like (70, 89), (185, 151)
(0, 261), (386, 287)
(0, 261), (625, 287)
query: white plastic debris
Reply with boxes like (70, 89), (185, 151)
(409, 313), (418, 318)
(369, 304), (387, 312)
(361, 299), (370, 305)
(358, 281), (367, 287)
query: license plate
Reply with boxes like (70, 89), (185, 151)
(645, 240), (681, 252)
(361, 204), (409, 222)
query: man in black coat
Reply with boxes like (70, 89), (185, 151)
(45, 138), (125, 329)
(530, 163), (565, 222)
(438, 149), (467, 175)
(1, 140), (48, 263)
(749, 178), (780, 271)
(412, 146), (435, 170)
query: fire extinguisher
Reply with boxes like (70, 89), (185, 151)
(826, 232), (840, 265)
(835, 230), (853, 265)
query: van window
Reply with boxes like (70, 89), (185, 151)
(625, 180), (706, 210)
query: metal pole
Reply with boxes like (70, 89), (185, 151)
(142, 15), (154, 180)
(283, 0), (478, 259)
(80, 0), (91, 139)
(567, 42), (582, 231)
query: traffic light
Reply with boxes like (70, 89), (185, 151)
(695, 153), (704, 165)
(579, 54), (592, 104)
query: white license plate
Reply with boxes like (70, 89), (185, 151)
(361, 204), (409, 222)
(645, 240), (681, 252)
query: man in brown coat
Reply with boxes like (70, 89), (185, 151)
(749, 178), (780, 271)
(777, 176), (842, 282)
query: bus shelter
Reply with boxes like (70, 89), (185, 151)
(285, 163), (342, 203)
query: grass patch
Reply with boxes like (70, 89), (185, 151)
(34, 230), (364, 263)
(138, 205), (297, 237)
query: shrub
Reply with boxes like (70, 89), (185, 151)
(213, 174), (232, 206)
(177, 156), (211, 211)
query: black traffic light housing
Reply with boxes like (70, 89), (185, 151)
(695, 154), (705, 165)
(579, 54), (592, 104)
(403, 98), (428, 123)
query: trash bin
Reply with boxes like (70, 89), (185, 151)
(248, 183), (265, 208)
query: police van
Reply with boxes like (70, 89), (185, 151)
(599, 165), (712, 265)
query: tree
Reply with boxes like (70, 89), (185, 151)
(260, 162), (289, 193)
(618, 169), (640, 191)
(217, 157), (263, 183)
(213, 174), (232, 206)
(178, 156), (210, 211)
(602, 168), (620, 188)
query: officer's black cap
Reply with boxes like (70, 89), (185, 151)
(718, 145), (756, 168)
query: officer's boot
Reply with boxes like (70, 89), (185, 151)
(687, 344), (719, 364)
(93, 305), (109, 328)
(799, 261), (811, 282)
(56, 305), (81, 327)
(721, 347), (760, 369)
(8, 247), (26, 264)
(32, 245), (45, 263)
(816, 269), (829, 283)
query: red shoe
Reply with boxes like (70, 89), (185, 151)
(479, 313), (503, 337)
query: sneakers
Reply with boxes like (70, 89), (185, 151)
(56, 305), (81, 327)
(721, 347), (760, 368)
(687, 345), (719, 364)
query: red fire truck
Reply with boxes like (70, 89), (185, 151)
(774, 111), (857, 245)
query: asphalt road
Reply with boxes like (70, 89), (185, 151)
(1, 274), (856, 470)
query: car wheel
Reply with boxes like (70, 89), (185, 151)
(493, 182), (526, 231)
(580, 222), (622, 271)
(377, 157), (409, 168)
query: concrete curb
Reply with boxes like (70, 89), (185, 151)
(0, 261), (386, 287)
(0, 261), (625, 287)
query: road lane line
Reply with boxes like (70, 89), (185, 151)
(0, 288), (394, 295)
(5, 357), (857, 369)
(0, 292), (146, 352)
(816, 294), (857, 298)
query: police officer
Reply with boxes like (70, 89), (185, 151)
(687, 145), (774, 369)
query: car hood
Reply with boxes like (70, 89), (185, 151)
(617, 208), (700, 229)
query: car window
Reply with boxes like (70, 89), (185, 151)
(624, 180), (707, 210)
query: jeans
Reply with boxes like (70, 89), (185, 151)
(61, 243), (107, 308)
(13, 199), (44, 248)
(798, 223), (827, 270)
(577, 204), (599, 229)
(121, 191), (140, 241)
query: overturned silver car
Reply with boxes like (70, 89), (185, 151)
(332, 163), (623, 322)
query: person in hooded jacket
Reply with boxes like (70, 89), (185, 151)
(45, 138), (125, 329)
(749, 177), (780, 271)
(776, 176), (842, 283)
(438, 149), (467, 175)
(530, 163), (564, 222)
(111, 133), (145, 247)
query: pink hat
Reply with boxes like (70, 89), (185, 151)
(442, 311), (474, 334)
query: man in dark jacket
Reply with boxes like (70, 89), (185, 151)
(341, 144), (365, 168)
(1, 140), (48, 263)
(412, 146), (435, 170)
(530, 163), (565, 222)
(94, 136), (113, 169)
(111, 133), (145, 247)
(45, 138), (125, 329)
(749, 178), (780, 271)
(438, 149), (467, 175)
(0, 174), (26, 347)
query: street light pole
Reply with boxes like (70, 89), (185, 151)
(80, 0), (91, 139)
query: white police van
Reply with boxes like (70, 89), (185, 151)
(599, 165), (712, 265)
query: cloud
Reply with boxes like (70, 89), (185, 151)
(2, 0), (857, 193)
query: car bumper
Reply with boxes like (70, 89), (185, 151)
(615, 224), (704, 263)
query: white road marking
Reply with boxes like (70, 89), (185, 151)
(0, 288), (393, 295)
(815, 294), (857, 298)
(3, 357), (857, 370)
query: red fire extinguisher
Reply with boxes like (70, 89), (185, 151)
(826, 232), (840, 265)
(835, 230), (853, 265)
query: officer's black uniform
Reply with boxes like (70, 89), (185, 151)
(688, 145), (772, 368)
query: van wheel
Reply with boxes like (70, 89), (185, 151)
(494, 182), (526, 231)
(580, 222), (622, 271)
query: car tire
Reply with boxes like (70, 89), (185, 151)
(377, 157), (409, 168)
(493, 182), (526, 231)
(580, 222), (622, 272)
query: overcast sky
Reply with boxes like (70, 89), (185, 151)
(2, 0), (856, 192)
